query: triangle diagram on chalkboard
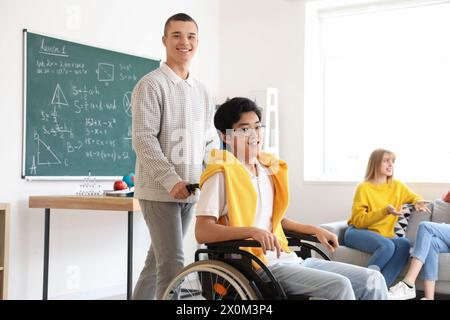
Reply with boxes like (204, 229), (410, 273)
(51, 83), (68, 107)
(37, 136), (62, 165)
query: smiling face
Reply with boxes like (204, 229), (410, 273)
(379, 152), (395, 178)
(162, 20), (198, 67)
(222, 111), (264, 164)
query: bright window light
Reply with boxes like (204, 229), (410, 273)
(304, 0), (450, 183)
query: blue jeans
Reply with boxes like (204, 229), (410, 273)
(412, 221), (450, 281)
(344, 226), (410, 287)
(258, 258), (388, 300)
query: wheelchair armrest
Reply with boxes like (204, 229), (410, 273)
(205, 239), (261, 249)
(283, 230), (331, 261)
(284, 230), (320, 244)
(204, 231), (331, 261)
(206, 232), (322, 249)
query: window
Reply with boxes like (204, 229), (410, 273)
(304, 0), (450, 183)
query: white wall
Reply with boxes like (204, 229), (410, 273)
(218, 0), (445, 226)
(0, 0), (219, 299)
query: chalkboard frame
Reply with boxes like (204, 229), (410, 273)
(22, 29), (160, 180)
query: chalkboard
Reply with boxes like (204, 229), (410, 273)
(22, 31), (160, 179)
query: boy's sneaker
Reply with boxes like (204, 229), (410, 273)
(388, 281), (416, 300)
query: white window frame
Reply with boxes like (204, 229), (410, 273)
(304, 0), (450, 184)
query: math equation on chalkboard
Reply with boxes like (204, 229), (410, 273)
(22, 31), (160, 178)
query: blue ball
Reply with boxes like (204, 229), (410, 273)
(122, 173), (135, 187)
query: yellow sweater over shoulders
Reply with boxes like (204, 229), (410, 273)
(348, 179), (422, 238)
(199, 149), (291, 266)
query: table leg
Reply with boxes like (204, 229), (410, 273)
(43, 208), (50, 300)
(127, 211), (133, 300)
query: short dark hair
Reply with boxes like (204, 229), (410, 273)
(164, 13), (198, 36)
(214, 97), (262, 134)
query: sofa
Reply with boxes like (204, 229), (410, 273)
(319, 199), (450, 296)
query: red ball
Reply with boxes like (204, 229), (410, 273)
(113, 180), (128, 191)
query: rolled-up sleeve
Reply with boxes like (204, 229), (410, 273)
(195, 172), (226, 220)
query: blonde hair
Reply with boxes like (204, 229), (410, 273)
(364, 148), (395, 182)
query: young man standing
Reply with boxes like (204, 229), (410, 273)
(131, 13), (218, 300)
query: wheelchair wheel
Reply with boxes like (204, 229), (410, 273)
(162, 260), (259, 300)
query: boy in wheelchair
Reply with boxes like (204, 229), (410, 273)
(194, 97), (389, 300)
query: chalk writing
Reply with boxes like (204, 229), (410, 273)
(24, 32), (159, 177)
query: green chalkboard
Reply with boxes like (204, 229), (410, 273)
(22, 31), (160, 178)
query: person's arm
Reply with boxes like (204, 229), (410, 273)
(195, 217), (281, 256)
(399, 180), (423, 204)
(195, 216), (255, 243)
(281, 218), (339, 253)
(195, 171), (280, 256)
(398, 180), (431, 212)
(131, 79), (184, 195)
(195, 171), (243, 243)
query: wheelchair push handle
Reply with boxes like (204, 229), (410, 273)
(186, 183), (200, 194)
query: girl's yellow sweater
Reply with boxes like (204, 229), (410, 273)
(348, 179), (422, 237)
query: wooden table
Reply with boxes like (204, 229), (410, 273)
(29, 196), (140, 300)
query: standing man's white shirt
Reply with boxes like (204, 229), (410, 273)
(196, 159), (302, 266)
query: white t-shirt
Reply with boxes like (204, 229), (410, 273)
(196, 160), (302, 266)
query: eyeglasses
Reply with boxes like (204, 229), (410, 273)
(232, 125), (266, 137)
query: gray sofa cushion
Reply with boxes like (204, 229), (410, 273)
(394, 204), (414, 237)
(432, 199), (450, 224)
(320, 220), (348, 245)
(405, 206), (433, 246)
(436, 253), (450, 281)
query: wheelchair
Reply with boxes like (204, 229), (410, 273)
(162, 230), (331, 300)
